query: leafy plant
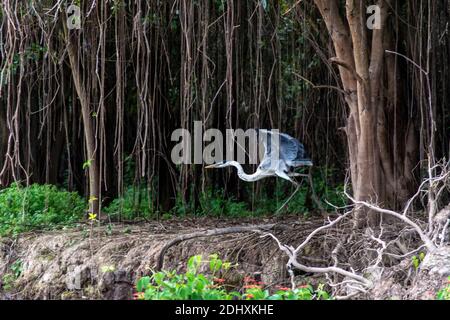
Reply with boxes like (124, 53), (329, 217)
(0, 183), (85, 236)
(1, 259), (23, 292)
(103, 186), (153, 220)
(135, 254), (237, 300)
(199, 189), (250, 217)
(82, 159), (92, 170)
(10, 259), (23, 279)
(436, 277), (450, 300)
(135, 255), (331, 300)
(99, 165), (347, 221)
(1, 274), (16, 292)
(242, 276), (330, 300)
(214, 0), (226, 12)
(412, 252), (426, 270)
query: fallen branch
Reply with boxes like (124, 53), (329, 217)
(156, 224), (276, 270)
(262, 230), (372, 291)
(344, 190), (436, 251)
(294, 210), (352, 255)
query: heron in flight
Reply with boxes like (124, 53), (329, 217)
(205, 129), (312, 185)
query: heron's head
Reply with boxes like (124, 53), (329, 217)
(205, 161), (231, 169)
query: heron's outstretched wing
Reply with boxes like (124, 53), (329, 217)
(257, 129), (311, 168)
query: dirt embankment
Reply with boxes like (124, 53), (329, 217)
(1, 216), (449, 300)
(0, 216), (321, 300)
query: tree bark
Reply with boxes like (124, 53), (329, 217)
(313, 0), (416, 226)
(0, 105), (7, 184)
(64, 27), (100, 216)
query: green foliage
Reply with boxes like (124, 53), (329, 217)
(10, 259), (22, 279)
(0, 183), (85, 236)
(82, 159), (92, 170)
(136, 254), (237, 300)
(110, 0), (125, 16)
(1, 259), (23, 292)
(253, 166), (346, 215)
(242, 276), (330, 300)
(23, 43), (47, 62)
(1, 43), (47, 86)
(436, 277), (450, 300)
(104, 156), (151, 220)
(103, 186), (153, 220)
(1, 273), (16, 292)
(135, 255), (331, 300)
(156, 166), (346, 218)
(311, 167), (346, 209)
(244, 284), (329, 300)
(214, 0), (226, 13)
(142, 13), (160, 26)
(122, 155), (136, 187)
(199, 190), (250, 217)
(412, 252), (425, 270)
(170, 191), (190, 216)
(69, 161), (345, 222)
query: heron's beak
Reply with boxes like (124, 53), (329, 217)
(205, 164), (217, 169)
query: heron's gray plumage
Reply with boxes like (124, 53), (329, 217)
(205, 129), (312, 184)
(257, 129), (312, 172)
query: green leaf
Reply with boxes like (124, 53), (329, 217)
(419, 252), (425, 261)
(412, 256), (420, 270)
(82, 159), (92, 170)
(136, 276), (150, 292)
(187, 255), (202, 274)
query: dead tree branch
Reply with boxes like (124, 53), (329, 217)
(156, 224), (276, 270)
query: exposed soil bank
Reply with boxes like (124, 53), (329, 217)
(0, 217), (311, 300)
(0, 216), (448, 300)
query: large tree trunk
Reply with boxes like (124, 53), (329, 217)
(313, 0), (417, 226)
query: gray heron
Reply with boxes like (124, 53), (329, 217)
(205, 129), (312, 185)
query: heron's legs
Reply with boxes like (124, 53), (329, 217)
(273, 170), (300, 214)
(276, 183), (300, 214)
(276, 170), (297, 184)
(288, 173), (309, 178)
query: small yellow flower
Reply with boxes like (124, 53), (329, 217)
(88, 213), (97, 221)
(88, 196), (98, 203)
(101, 265), (116, 273)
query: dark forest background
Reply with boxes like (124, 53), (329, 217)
(0, 0), (449, 219)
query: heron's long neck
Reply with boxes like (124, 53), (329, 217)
(227, 161), (264, 182)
